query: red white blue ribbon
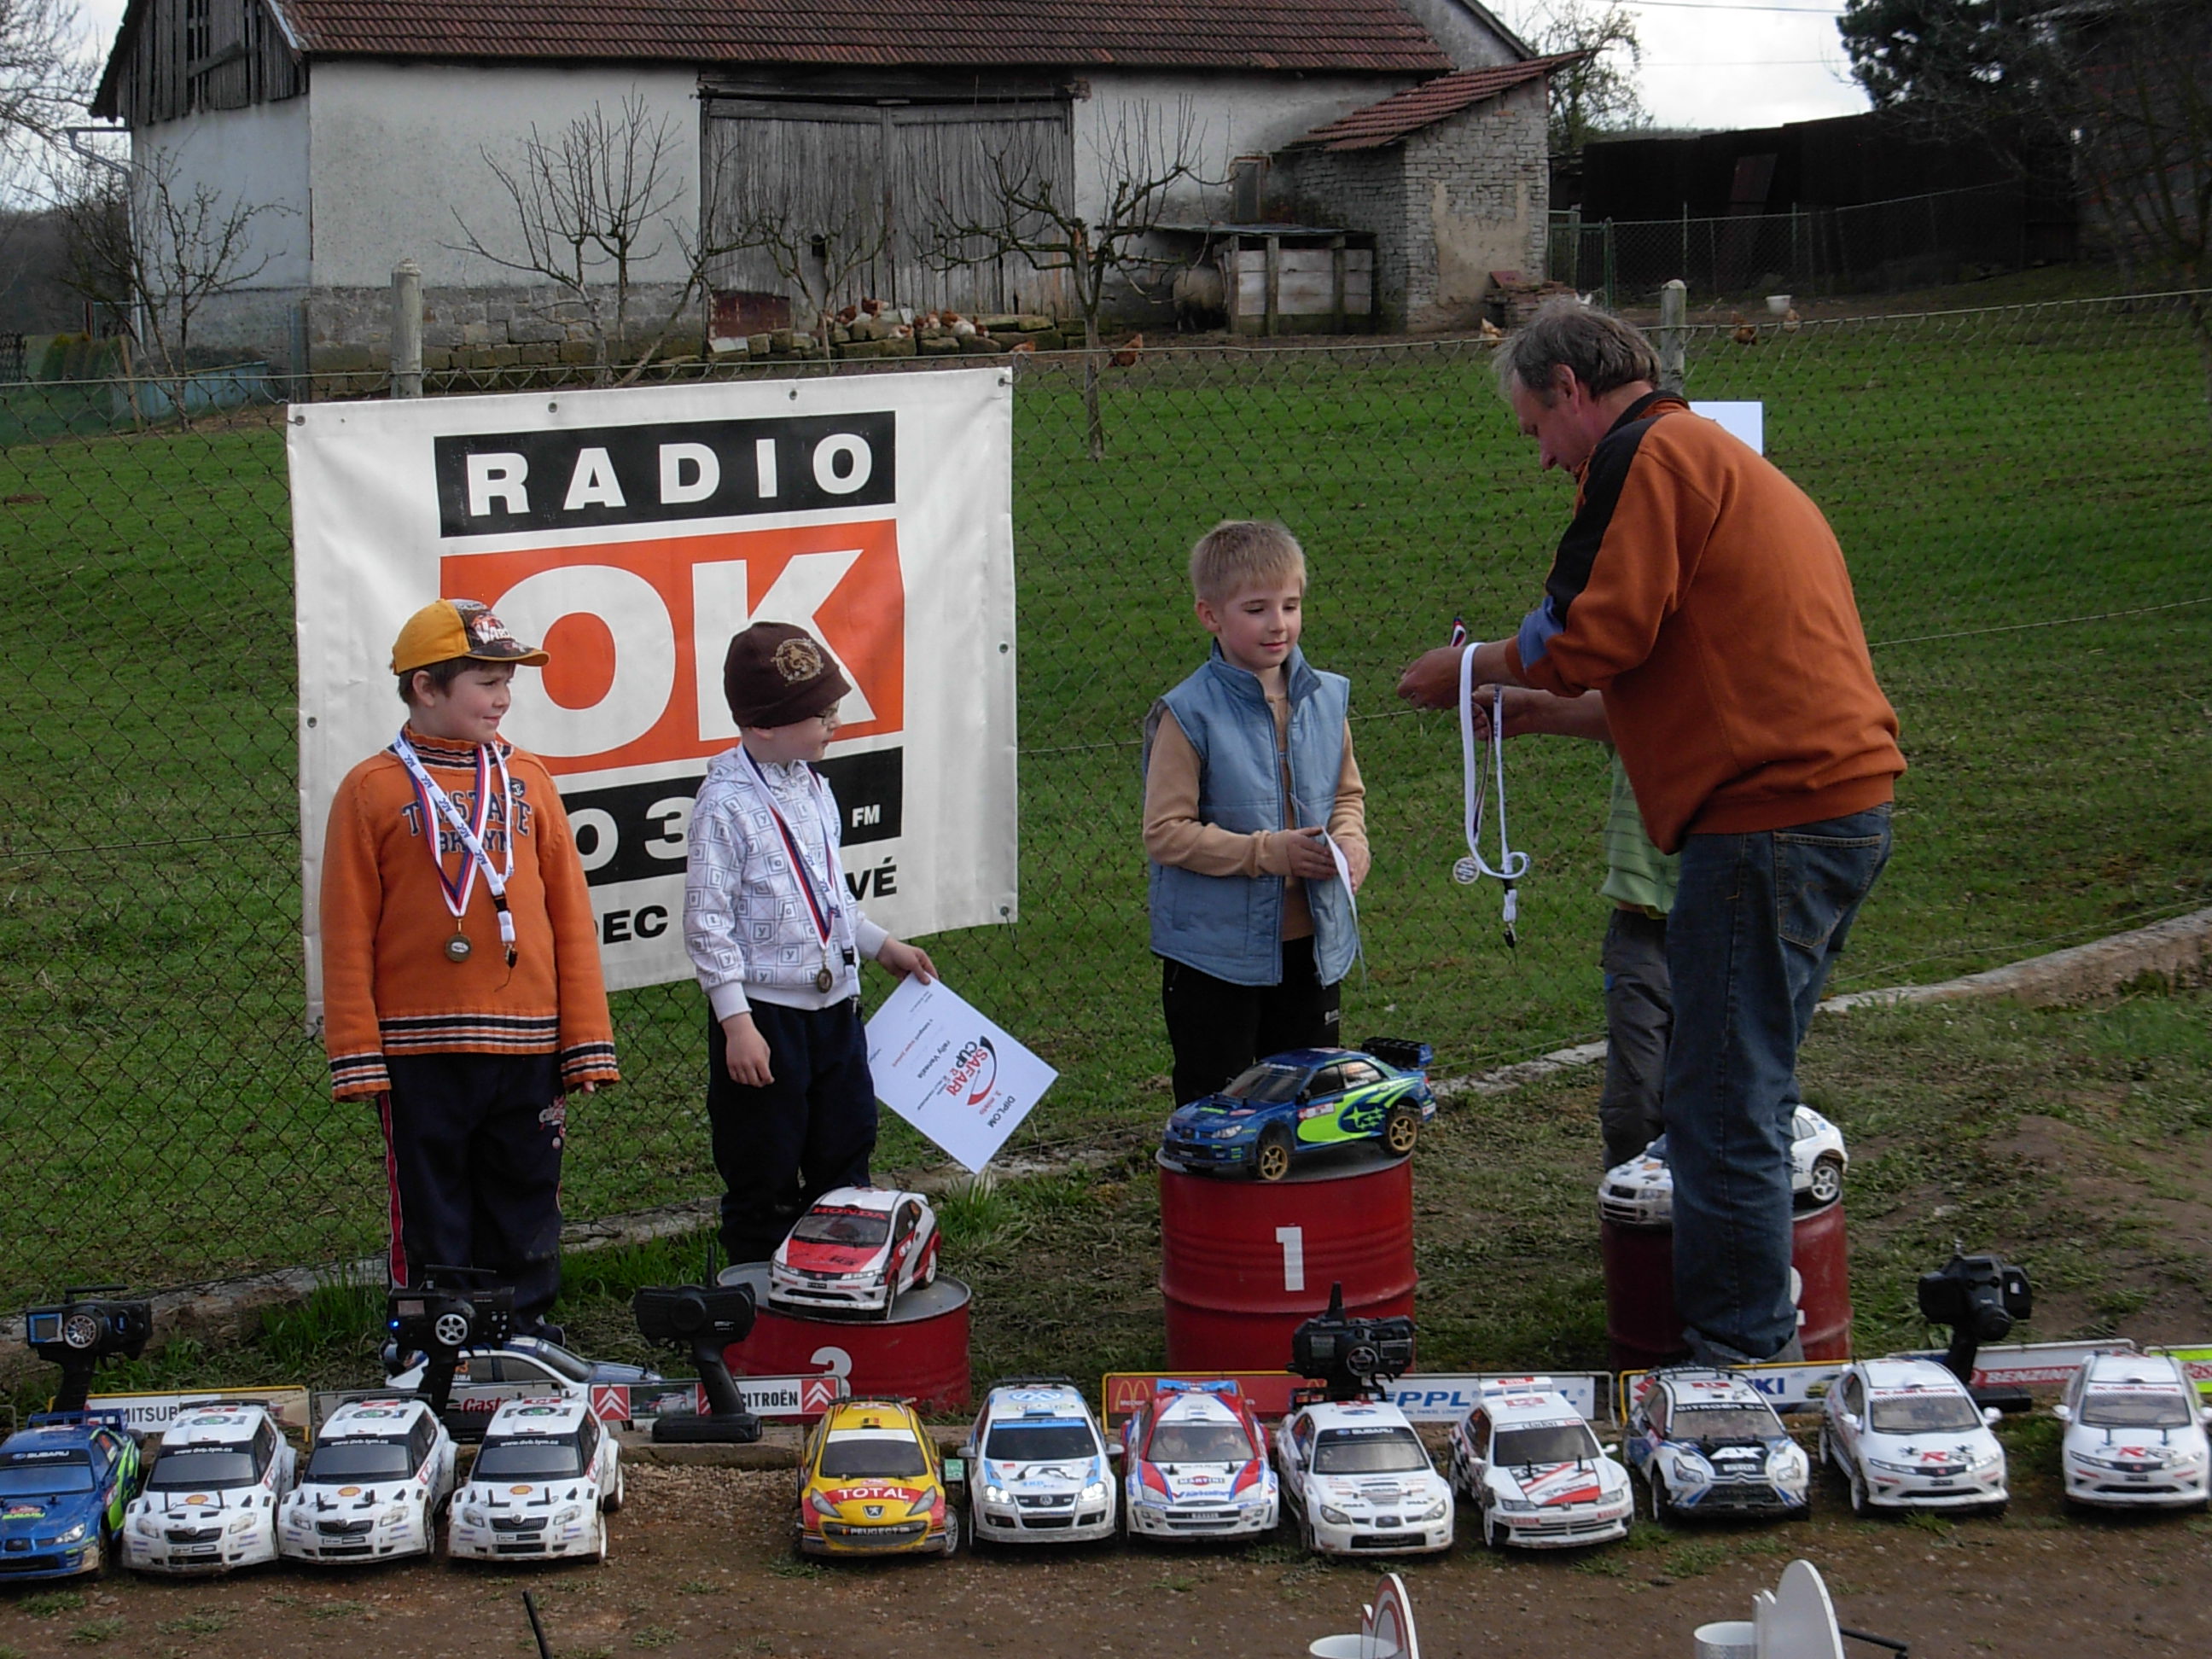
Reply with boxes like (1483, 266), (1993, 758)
(392, 730), (517, 963)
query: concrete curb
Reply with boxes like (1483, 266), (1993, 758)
(13, 907), (2205, 1377)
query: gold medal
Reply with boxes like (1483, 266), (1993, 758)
(445, 931), (473, 963)
(814, 965), (835, 992)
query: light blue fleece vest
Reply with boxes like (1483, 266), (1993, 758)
(1146, 644), (1359, 987)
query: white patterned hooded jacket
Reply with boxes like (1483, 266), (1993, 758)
(684, 745), (889, 1018)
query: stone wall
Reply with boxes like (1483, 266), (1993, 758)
(1268, 149), (1410, 328)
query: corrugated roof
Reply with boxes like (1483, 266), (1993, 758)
(1290, 51), (1583, 148)
(260, 0), (1458, 71)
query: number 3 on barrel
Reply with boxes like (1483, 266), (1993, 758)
(1275, 1225), (1306, 1293)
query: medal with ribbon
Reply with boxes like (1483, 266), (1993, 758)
(391, 730), (517, 967)
(743, 749), (848, 992)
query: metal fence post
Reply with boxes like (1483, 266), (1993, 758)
(391, 259), (423, 399)
(1658, 279), (1687, 394)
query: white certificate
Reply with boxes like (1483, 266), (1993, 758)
(864, 976), (1058, 1172)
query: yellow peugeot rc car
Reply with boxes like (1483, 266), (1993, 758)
(795, 1400), (958, 1558)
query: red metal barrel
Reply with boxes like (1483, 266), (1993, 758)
(716, 1266), (971, 1412)
(1159, 1144), (1417, 1372)
(1601, 1201), (1853, 1371)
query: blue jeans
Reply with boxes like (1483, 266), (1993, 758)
(1663, 805), (1892, 1364)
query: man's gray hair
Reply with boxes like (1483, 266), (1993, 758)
(1495, 299), (1661, 403)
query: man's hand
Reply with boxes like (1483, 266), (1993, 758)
(721, 1012), (773, 1086)
(1280, 825), (1338, 880)
(1396, 639), (1522, 708)
(877, 937), (938, 984)
(1469, 686), (1610, 742)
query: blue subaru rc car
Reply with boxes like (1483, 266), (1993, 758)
(1161, 1039), (1436, 1180)
(0, 1412), (141, 1580)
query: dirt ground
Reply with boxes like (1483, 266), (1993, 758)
(5, 1451), (2209, 1659)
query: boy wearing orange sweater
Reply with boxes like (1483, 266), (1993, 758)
(319, 599), (617, 1337)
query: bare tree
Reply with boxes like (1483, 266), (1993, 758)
(449, 93), (728, 386)
(49, 143), (290, 417)
(928, 100), (1205, 460)
(707, 194), (889, 358)
(1522, 2), (1642, 157)
(0, 0), (92, 157)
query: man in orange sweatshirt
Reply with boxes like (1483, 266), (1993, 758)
(320, 599), (618, 1339)
(1400, 301), (1903, 1367)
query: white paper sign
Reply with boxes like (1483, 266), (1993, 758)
(865, 976), (1057, 1171)
(289, 369), (1018, 1010)
(1691, 399), (1764, 454)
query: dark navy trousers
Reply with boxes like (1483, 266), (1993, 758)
(380, 1051), (566, 1327)
(707, 998), (876, 1266)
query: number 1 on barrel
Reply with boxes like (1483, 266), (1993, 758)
(1274, 1225), (1306, 1292)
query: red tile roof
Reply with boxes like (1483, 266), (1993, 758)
(259, 0), (1458, 71)
(1290, 51), (1584, 148)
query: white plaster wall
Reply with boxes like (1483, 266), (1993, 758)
(1074, 71), (1422, 222)
(132, 100), (311, 288)
(306, 61), (702, 288)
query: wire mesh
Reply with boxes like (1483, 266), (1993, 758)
(1, 290), (2207, 1307)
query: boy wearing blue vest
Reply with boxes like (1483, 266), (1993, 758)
(1143, 521), (1370, 1105)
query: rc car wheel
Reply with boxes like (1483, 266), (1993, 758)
(603, 1464), (626, 1514)
(1382, 1104), (1421, 1156)
(93, 1521), (116, 1580)
(1847, 1464), (1870, 1517)
(1649, 1474), (1677, 1526)
(1806, 1154), (1844, 1207)
(882, 1278), (899, 1321)
(1481, 1505), (1505, 1551)
(940, 1507), (962, 1557)
(1299, 1511), (1318, 1555)
(1255, 1125), (1295, 1183)
(595, 1522), (609, 1563)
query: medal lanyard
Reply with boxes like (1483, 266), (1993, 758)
(1448, 622), (1530, 947)
(742, 750), (845, 975)
(393, 731), (517, 967)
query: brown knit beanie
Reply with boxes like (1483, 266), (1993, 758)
(723, 622), (852, 728)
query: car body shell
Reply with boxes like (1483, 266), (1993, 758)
(770, 1187), (941, 1318)
(797, 1399), (957, 1557)
(385, 1337), (661, 1435)
(279, 1399), (457, 1565)
(1449, 1378), (1632, 1549)
(2054, 1353), (2212, 1511)
(967, 1382), (1118, 1545)
(447, 1396), (621, 1563)
(1161, 1045), (1436, 1179)
(1599, 1106), (1848, 1226)
(1121, 1380), (1279, 1541)
(0, 1412), (140, 1580)
(1821, 1357), (2007, 1513)
(1623, 1368), (1809, 1520)
(1273, 1400), (1453, 1556)
(123, 1406), (296, 1574)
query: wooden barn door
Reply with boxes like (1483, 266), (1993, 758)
(701, 93), (1074, 324)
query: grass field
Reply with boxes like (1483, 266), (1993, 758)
(0, 289), (2207, 1304)
(41, 980), (2209, 1413)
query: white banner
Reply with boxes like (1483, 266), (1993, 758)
(290, 370), (1017, 1014)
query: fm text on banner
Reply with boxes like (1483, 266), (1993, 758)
(289, 370), (1018, 1010)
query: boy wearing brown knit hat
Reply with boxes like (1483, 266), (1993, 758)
(684, 621), (937, 1265)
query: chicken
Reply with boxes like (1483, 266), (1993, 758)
(859, 298), (884, 317)
(951, 317), (976, 338)
(836, 303), (859, 325)
(1008, 337), (1036, 354)
(1731, 311), (1758, 346)
(1110, 331), (1144, 368)
(1781, 307), (1802, 334)
(1477, 317), (1504, 342)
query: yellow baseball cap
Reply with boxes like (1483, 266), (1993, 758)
(391, 598), (550, 676)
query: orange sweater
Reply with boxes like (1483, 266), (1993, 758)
(1505, 393), (1903, 852)
(318, 728), (618, 1100)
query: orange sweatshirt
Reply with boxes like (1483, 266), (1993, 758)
(1504, 393), (1904, 853)
(318, 728), (618, 1100)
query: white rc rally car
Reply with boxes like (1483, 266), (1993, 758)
(1121, 1378), (1280, 1541)
(1599, 1106), (1848, 1226)
(124, 1406), (297, 1574)
(448, 1396), (624, 1563)
(279, 1398), (457, 1565)
(1274, 1400), (1453, 1557)
(1448, 1377), (1633, 1550)
(1820, 1357), (2007, 1516)
(963, 1379), (1118, 1545)
(769, 1186), (941, 1318)
(2053, 1352), (2212, 1511)
(1624, 1368), (1810, 1522)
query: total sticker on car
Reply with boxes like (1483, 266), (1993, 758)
(824, 1484), (925, 1505)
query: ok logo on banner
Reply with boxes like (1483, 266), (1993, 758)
(441, 519), (904, 771)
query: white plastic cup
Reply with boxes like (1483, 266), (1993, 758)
(1309, 1637), (1366, 1659)
(1765, 294), (1793, 315)
(1693, 1621), (1758, 1659)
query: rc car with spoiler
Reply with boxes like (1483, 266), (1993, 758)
(1121, 1378), (1278, 1541)
(1161, 1039), (1436, 1181)
(0, 1412), (140, 1580)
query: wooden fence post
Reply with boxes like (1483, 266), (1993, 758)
(1658, 278), (1687, 395)
(390, 259), (422, 399)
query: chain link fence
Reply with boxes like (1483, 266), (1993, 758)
(3, 291), (2208, 1308)
(1551, 183), (2064, 307)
